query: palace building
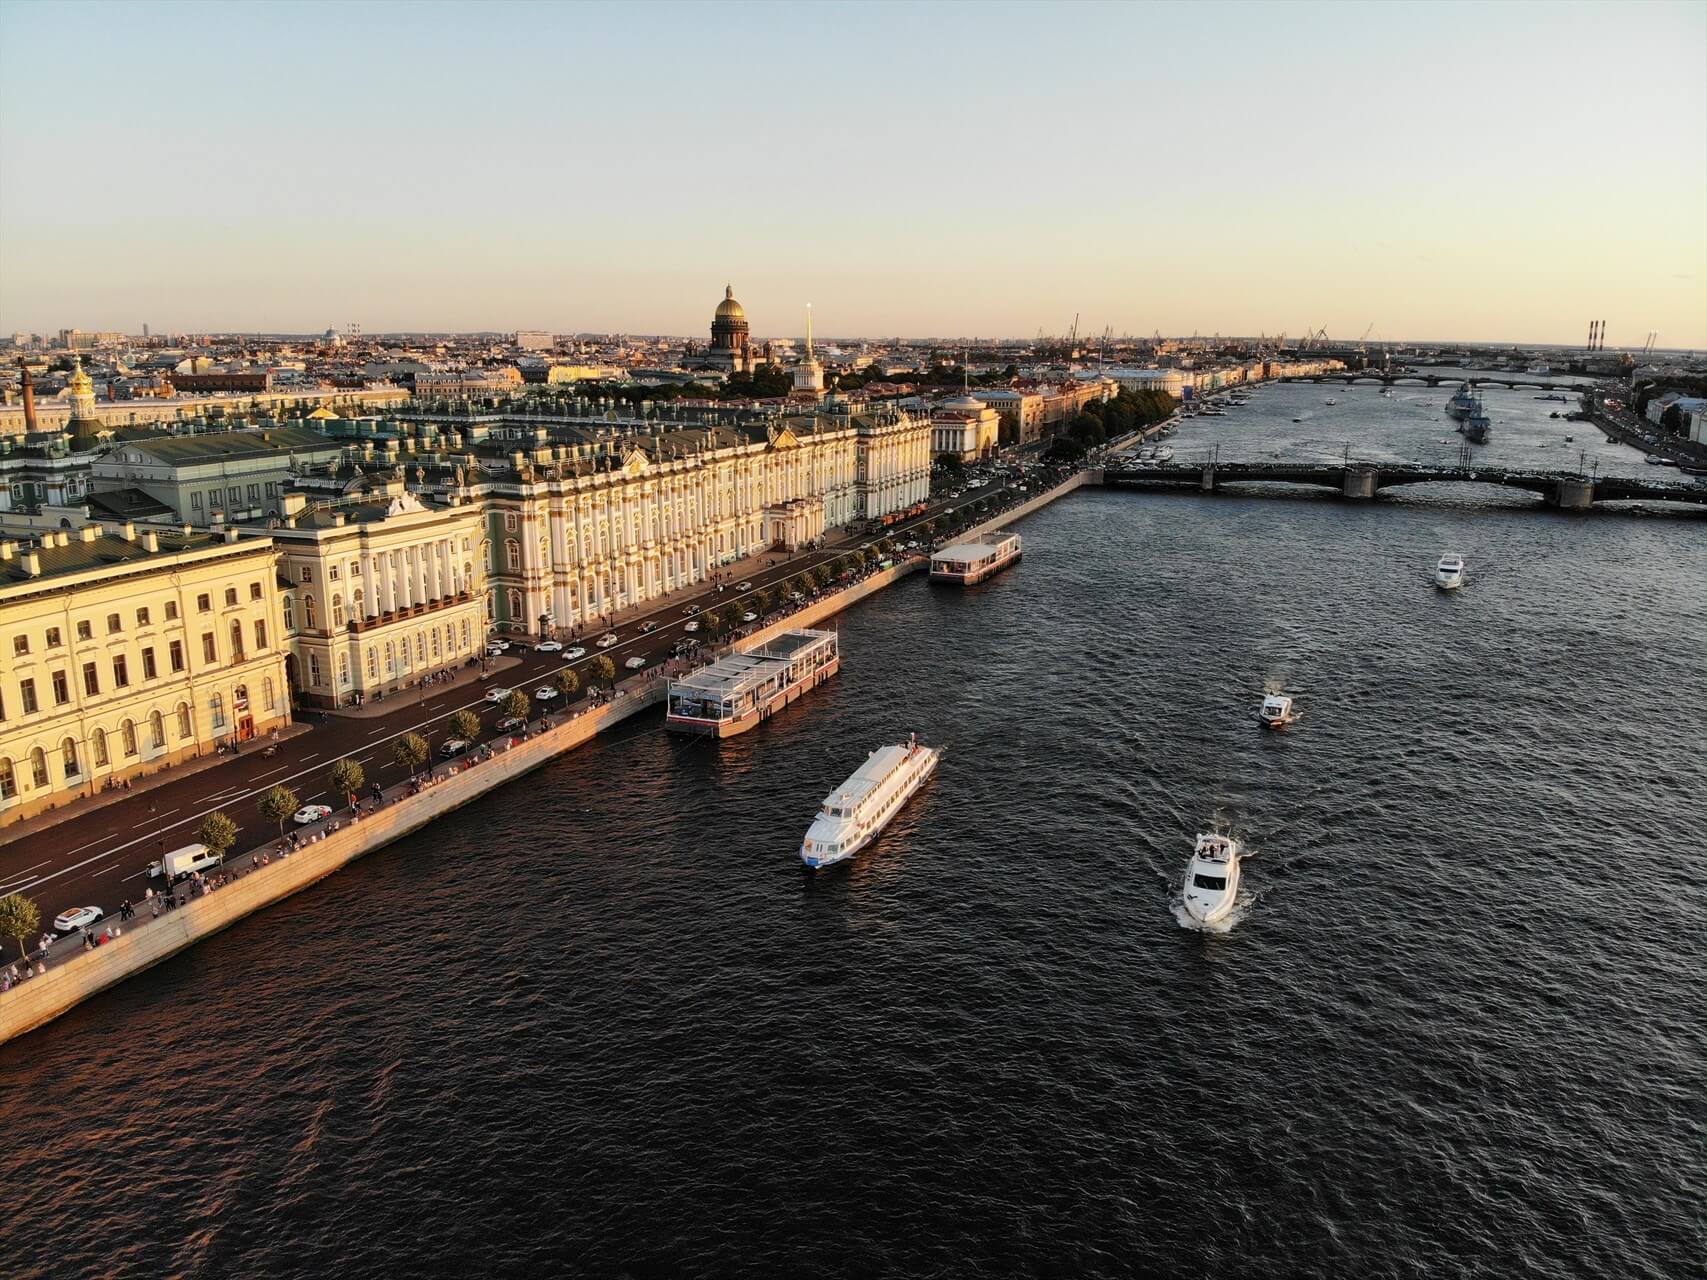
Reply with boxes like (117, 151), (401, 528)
(0, 524), (291, 827)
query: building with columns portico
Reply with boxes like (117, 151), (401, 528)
(259, 480), (487, 708)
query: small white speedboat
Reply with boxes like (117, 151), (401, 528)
(1183, 833), (1242, 925)
(1435, 553), (1465, 590)
(1258, 694), (1300, 729)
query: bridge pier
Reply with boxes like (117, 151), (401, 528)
(1342, 466), (1378, 500)
(1554, 478), (1594, 510)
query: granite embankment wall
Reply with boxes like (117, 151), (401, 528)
(953, 469), (1095, 544)
(0, 559), (926, 1047)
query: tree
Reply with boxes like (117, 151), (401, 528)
(752, 587), (773, 617)
(0, 892), (40, 963)
(940, 453), (966, 476)
(258, 783), (300, 837)
(1660, 403), (1683, 435)
(502, 690), (532, 720)
(809, 564), (831, 589)
(199, 811), (239, 862)
(329, 757), (364, 809)
(450, 709), (482, 742)
(589, 655), (617, 687)
(394, 732), (429, 777)
(554, 668), (580, 700)
(717, 604), (742, 634)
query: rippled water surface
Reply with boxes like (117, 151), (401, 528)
(4, 385), (1705, 1279)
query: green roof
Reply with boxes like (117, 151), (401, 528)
(0, 529), (261, 588)
(121, 424), (338, 465)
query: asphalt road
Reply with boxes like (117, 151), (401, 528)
(0, 464), (1066, 933)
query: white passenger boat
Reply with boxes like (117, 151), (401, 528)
(1435, 553), (1465, 590)
(1258, 694), (1300, 729)
(800, 734), (941, 871)
(666, 629), (840, 738)
(1155, 444), (1174, 462)
(1182, 832), (1242, 925)
(930, 532), (1021, 585)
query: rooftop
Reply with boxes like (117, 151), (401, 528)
(0, 527), (255, 589)
(109, 424), (338, 465)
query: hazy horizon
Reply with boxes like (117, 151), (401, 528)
(2, 0), (1703, 348)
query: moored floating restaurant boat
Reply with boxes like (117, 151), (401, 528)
(664, 628), (840, 738)
(929, 531), (1022, 585)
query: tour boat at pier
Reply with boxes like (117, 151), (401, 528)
(930, 532), (1022, 585)
(1182, 832), (1242, 925)
(800, 734), (941, 871)
(665, 629), (839, 738)
(1155, 444), (1175, 463)
(1258, 694), (1300, 729)
(1435, 553), (1466, 590)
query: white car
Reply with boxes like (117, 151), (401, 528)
(683, 620), (699, 632)
(741, 611), (757, 623)
(624, 656), (647, 670)
(564, 646), (586, 659)
(534, 685), (561, 701)
(639, 620), (659, 634)
(486, 644), (506, 656)
(597, 633), (620, 649)
(485, 687), (512, 704)
(737, 580), (753, 591)
(53, 905), (104, 934)
(535, 640), (563, 653)
(293, 804), (333, 825)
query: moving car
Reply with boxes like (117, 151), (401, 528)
(534, 685), (561, 701)
(682, 604), (701, 615)
(495, 716), (526, 733)
(624, 656), (647, 670)
(440, 739), (471, 758)
(639, 621), (659, 633)
(293, 804), (333, 825)
(147, 844), (223, 883)
(485, 687), (513, 704)
(53, 906), (104, 934)
(597, 633), (620, 648)
(737, 580), (753, 591)
(535, 640), (563, 653)
(683, 620), (699, 632)
(564, 647), (586, 659)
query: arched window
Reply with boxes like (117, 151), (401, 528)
(332, 594), (345, 627)
(415, 634), (425, 663)
(506, 539), (521, 571)
(366, 648), (378, 679)
(353, 587), (364, 616)
(304, 595), (317, 628)
(230, 619), (245, 659)
(384, 641), (396, 674)
(93, 728), (109, 767)
(149, 710), (165, 749)
(338, 654), (350, 686)
(121, 719), (138, 756)
(431, 629), (441, 659)
(461, 620), (470, 646)
(283, 595), (295, 630)
(0, 757), (15, 801)
(29, 746), (49, 788)
(263, 677), (275, 710)
(210, 694), (225, 728)
(464, 561), (473, 589)
(61, 737), (80, 777)
(507, 589), (522, 620)
(177, 702), (192, 738)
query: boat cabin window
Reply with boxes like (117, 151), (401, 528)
(1192, 874), (1227, 891)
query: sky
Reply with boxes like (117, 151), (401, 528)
(1, 0), (1703, 347)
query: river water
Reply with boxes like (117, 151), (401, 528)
(3, 384), (1704, 1279)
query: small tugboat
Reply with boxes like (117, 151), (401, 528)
(1435, 553), (1466, 591)
(1258, 694), (1301, 729)
(1182, 832), (1242, 926)
(800, 734), (941, 871)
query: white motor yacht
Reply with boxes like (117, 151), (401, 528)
(1183, 833), (1242, 926)
(1435, 553), (1466, 590)
(1258, 694), (1300, 729)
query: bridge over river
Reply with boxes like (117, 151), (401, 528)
(1281, 373), (1593, 393)
(1100, 459), (1707, 510)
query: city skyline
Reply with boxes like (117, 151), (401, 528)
(2, 0), (1704, 347)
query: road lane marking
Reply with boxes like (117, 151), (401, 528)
(300, 753), (320, 763)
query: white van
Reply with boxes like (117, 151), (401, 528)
(147, 843), (223, 883)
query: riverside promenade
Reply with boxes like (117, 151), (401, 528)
(0, 461), (1097, 1046)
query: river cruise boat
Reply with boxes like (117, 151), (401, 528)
(1446, 382), (1477, 421)
(1183, 832), (1242, 926)
(800, 734), (941, 871)
(664, 629), (839, 738)
(930, 532), (1022, 585)
(1435, 553), (1466, 590)
(1258, 694), (1300, 729)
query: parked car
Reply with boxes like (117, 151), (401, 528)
(485, 687), (512, 704)
(535, 640), (563, 653)
(534, 685), (561, 701)
(439, 739), (471, 758)
(741, 611), (757, 623)
(293, 804), (333, 825)
(486, 644), (507, 656)
(53, 905), (104, 934)
(495, 716), (526, 734)
(597, 633), (620, 648)
(624, 656), (647, 670)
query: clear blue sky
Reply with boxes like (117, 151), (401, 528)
(2, 0), (1703, 346)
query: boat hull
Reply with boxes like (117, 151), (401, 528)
(665, 656), (840, 738)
